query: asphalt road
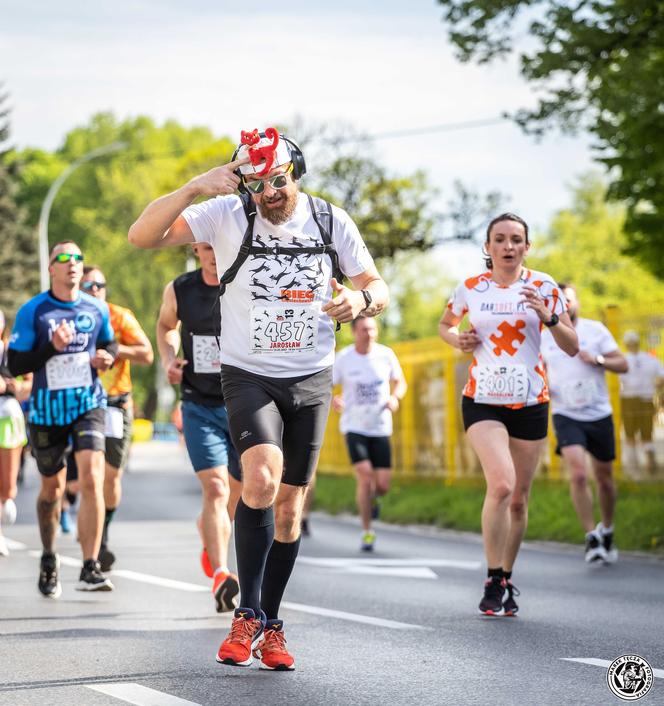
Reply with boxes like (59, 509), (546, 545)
(1, 442), (663, 706)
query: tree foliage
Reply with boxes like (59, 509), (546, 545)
(0, 89), (39, 323)
(437, 0), (664, 278)
(527, 175), (664, 317)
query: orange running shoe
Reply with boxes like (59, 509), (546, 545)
(213, 570), (240, 613)
(216, 608), (265, 666)
(200, 548), (213, 578)
(253, 619), (295, 671)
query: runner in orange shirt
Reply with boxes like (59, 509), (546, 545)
(439, 212), (578, 616)
(81, 266), (153, 570)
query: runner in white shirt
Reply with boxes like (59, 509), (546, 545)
(332, 317), (407, 551)
(129, 129), (388, 671)
(621, 330), (664, 476)
(439, 213), (578, 617)
(541, 284), (628, 564)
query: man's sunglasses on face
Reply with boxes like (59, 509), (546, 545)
(82, 281), (106, 291)
(243, 163), (294, 194)
(51, 253), (84, 264)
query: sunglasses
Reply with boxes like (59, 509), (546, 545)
(82, 281), (106, 291)
(243, 163), (293, 194)
(51, 252), (84, 264)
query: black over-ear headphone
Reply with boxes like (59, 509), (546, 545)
(232, 132), (306, 193)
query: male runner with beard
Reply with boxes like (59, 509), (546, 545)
(129, 130), (388, 670)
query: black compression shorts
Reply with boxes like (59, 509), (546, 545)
(221, 364), (332, 486)
(553, 413), (616, 462)
(462, 396), (549, 441)
(345, 433), (392, 469)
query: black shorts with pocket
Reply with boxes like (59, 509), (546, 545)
(221, 364), (332, 486)
(345, 432), (392, 469)
(462, 396), (549, 441)
(553, 413), (616, 462)
(29, 407), (106, 477)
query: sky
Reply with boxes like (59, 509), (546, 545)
(2, 0), (596, 277)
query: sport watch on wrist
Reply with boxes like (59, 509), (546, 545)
(543, 312), (559, 328)
(360, 289), (372, 312)
(595, 354), (606, 366)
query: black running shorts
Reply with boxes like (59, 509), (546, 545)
(29, 407), (106, 477)
(105, 398), (134, 471)
(221, 364), (332, 486)
(345, 433), (392, 469)
(462, 396), (549, 441)
(553, 413), (616, 462)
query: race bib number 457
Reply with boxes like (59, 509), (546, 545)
(474, 364), (528, 406)
(45, 352), (93, 391)
(250, 304), (318, 354)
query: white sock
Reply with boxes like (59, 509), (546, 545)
(213, 566), (230, 578)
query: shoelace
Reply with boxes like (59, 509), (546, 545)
(484, 578), (505, 600)
(506, 581), (520, 598)
(261, 629), (288, 654)
(227, 617), (260, 644)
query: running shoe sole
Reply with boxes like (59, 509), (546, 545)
(603, 548), (619, 564)
(585, 548), (608, 563)
(75, 579), (114, 592)
(39, 582), (62, 599)
(258, 660), (295, 671)
(479, 608), (504, 617)
(214, 575), (240, 613)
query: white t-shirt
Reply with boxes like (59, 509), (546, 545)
(333, 343), (403, 436)
(622, 352), (664, 399)
(447, 269), (567, 408)
(182, 193), (374, 377)
(541, 318), (618, 421)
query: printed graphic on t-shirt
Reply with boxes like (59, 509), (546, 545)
(245, 231), (326, 354)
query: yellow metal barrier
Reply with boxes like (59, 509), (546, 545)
(319, 305), (664, 481)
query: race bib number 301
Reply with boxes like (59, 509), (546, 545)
(45, 352), (93, 391)
(474, 364), (528, 406)
(250, 304), (318, 354)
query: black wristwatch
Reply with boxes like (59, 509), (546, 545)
(360, 289), (372, 312)
(543, 312), (559, 328)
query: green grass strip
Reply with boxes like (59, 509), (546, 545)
(312, 473), (664, 553)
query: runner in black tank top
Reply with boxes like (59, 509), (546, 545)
(157, 243), (241, 614)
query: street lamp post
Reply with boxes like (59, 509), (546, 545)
(38, 141), (127, 291)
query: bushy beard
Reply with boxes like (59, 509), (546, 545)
(258, 188), (298, 225)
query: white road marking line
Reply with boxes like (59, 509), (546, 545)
(282, 601), (425, 630)
(86, 682), (201, 705)
(561, 658), (664, 679)
(30, 553), (426, 631)
(111, 570), (208, 593)
(342, 566), (438, 579)
(299, 556), (481, 570)
(4, 538), (27, 550)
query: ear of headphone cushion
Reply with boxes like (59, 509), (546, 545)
(282, 136), (306, 180)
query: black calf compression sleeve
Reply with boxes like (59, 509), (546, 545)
(234, 499), (274, 615)
(260, 537), (301, 620)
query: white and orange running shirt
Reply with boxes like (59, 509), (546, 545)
(446, 269), (567, 408)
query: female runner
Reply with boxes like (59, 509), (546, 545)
(439, 213), (578, 615)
